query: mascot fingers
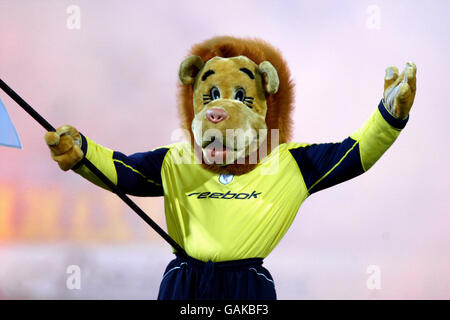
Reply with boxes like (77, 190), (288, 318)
(48, 135), (74, 156)
(403, 62), (417, 94)
(383, 62), (417, 119)
(44, 131), (60, 147)
(44, 125), (84, 171)
(52, 146), (83, 171)
(384, 66), (399, 90)
(395, 62), (417, 118)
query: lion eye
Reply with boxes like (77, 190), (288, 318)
(234, 88), (246, 102)
(210, 87), (221, 100)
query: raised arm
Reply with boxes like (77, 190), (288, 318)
(289, 62), (417, 195)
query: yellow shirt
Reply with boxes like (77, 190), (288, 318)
(74, 100), (408, 262)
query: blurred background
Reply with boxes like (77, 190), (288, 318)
(0, 0), (449, 299)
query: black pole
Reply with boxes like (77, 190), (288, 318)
(0, 78), (186, 257)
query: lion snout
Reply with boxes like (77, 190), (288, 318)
(206, 108), (228, 123)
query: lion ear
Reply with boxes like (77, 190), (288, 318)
(179, 55), (204, 85)
(258, 61), (279, 94)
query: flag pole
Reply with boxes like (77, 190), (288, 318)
(0, 78), (187, 257)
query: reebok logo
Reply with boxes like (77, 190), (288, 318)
(187, 190), (261, 200)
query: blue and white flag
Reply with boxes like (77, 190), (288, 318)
(0, 97), (22, 148)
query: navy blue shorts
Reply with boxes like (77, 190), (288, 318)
(157, 254), (277, 300)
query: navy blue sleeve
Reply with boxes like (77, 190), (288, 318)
(113, 148), (169, 197)
(289, 137), (364, 195)
(377, 100), (409, 129)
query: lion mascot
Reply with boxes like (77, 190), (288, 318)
(44, 36), (417, 300)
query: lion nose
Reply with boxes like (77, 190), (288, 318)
(206, 108), (228, 123)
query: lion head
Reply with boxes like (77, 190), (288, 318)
(178, 36), (295, 175)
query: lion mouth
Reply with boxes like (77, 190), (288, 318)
(194, 123), (266, 165)
(202, 136), (235, 151)
(200, 136), (236, 163)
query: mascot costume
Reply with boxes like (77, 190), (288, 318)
(44, 36), (417, 300)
